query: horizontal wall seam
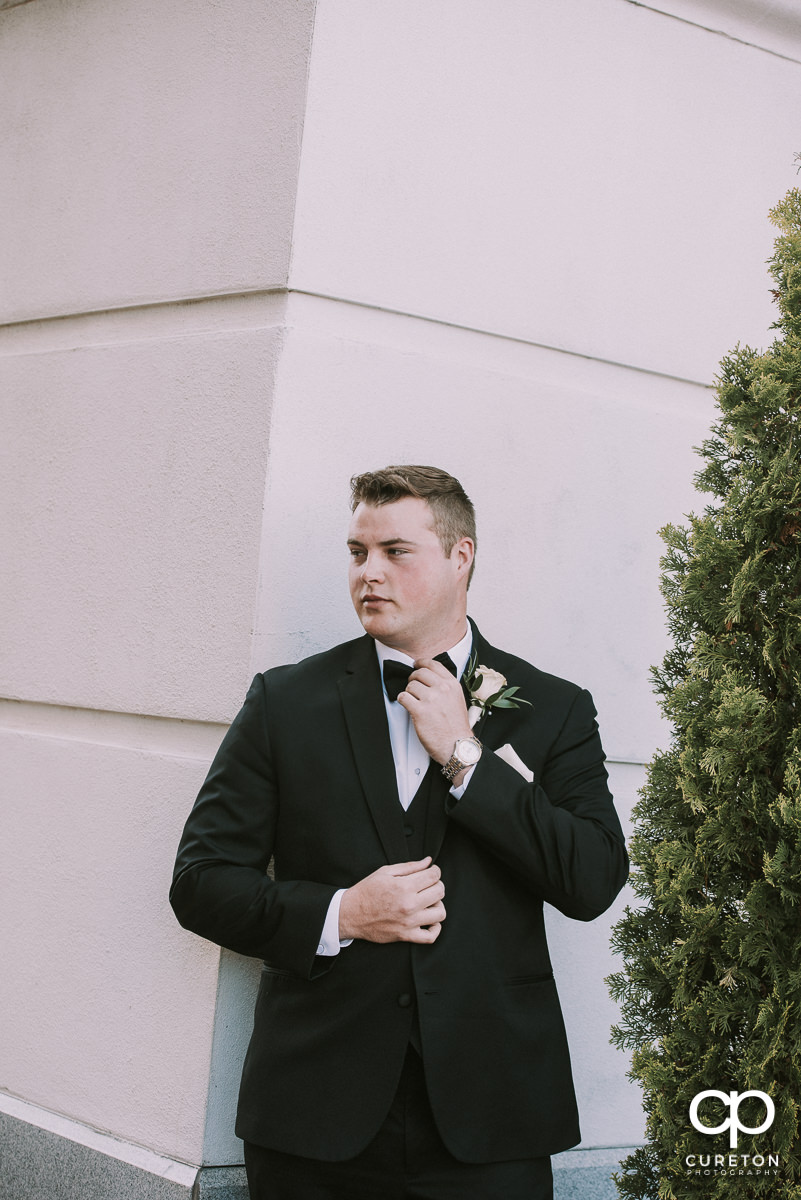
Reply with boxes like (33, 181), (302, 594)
(0, 290), (288, 356)
(287, 290), (715, 390)
(622, 0), (801, 65)
(0, 699), (228, 758)
(1, 284), (713, 389)
(0, 288), (286, 332)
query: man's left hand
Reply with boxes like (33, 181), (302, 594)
(398, 659), (473, 770)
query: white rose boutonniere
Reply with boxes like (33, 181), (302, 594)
(463, 652), (532, 728)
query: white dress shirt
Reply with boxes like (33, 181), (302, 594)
(316, 626), (474, 956)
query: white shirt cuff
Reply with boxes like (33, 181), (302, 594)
(448, 762), (477, 801)
(316, 888), (353, 956)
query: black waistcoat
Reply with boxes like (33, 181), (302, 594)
(398, 760), (441, 1053)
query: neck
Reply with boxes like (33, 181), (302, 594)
(380, 617), (469, 663)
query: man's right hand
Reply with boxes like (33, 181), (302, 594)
(338, 857), (445, 944)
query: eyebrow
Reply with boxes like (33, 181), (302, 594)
(346, 537), (419, 547)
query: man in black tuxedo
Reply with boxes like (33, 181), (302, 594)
(170, 464), (628, 1200)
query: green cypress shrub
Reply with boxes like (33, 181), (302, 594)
(608, 187), (801, 1199)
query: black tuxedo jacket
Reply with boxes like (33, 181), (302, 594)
(170, 621), (628, 1162)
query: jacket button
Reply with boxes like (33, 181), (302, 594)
(397, 993), (412, 1008)
(403, 824), (414, 836)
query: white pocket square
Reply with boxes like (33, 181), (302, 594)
(494, 743), (534, 783)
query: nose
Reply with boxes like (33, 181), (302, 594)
(360, 551), (384, 584)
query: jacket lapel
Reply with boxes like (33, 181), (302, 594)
(464, 620), (514, 752)
(426, 620), (503, 860)
(337, 636), (408, 864)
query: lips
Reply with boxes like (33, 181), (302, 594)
(362, 594), (390, 604)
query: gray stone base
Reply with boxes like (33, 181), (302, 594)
(553, 1146), (633, 1199)
(0, 1111), (248, 1200)
(0, 1107), (635, 1200)
(195, 1166), (249, 1199)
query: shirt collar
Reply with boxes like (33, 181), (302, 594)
(374, 624), (473, 687)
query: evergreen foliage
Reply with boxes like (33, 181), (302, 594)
(608, 189), (801, 1199)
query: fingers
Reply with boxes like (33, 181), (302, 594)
(398, 677), (462, 724)
(412, 658), (453, 677)
(389, 856), (434, 877)
(417, 877), (445, 907)
(399, 660), (459, 700)
(376, 862), (443, 902)
(402, 897), (446, 942)
(408, 921), (442, 944)
(397, 888), (446, 942)
(388, 859), (441, 892)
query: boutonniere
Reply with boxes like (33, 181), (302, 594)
(463, 652), (532, 729)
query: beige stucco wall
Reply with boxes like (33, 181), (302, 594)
(290, 0), (799, 383)
(3, 0), (800, 1178)
(1, 0), (316, 1169)
(0, 0), (311, 319)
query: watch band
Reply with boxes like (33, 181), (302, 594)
(441, 736), (482, 782)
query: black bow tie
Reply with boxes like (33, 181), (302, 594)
(382, 652), (457, 702)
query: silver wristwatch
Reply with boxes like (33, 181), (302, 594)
(441, 736), (483, 782)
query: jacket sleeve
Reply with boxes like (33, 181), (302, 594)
(445, 688), (628, 920)
(169, 674), (337, 977)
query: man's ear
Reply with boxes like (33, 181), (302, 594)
(453, 537), (475, 581)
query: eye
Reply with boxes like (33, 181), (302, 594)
(388, 548), (408, 556)
(348, 547), (366, 560)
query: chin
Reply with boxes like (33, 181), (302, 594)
(361, 615), (393, 638)
(361, 614), (403, 643)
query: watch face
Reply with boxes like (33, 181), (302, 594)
(456, 738), (481, 765)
